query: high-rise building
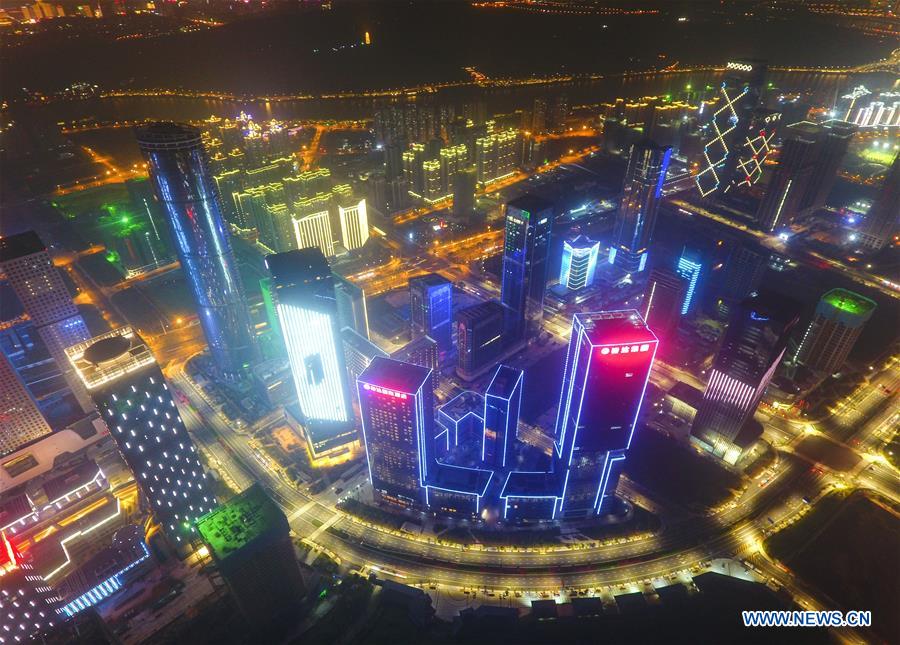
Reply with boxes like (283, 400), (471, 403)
(695, 59), (768, 197)
(554, 311), (658, 518)
(342, 328), (388, 392)
(0, 532), (63, 643)
(292, 209), (334, 258)
(455, 301), (505, 381)
(392, 336), (440, 395)
(0, 231), (93, 411)
(136, 122), (257, 377)
(337, 197), (370, 251)
(857, 153), (899, 252)
(718, 243), (767, 313)
(0, 350), (53, 456)
(757, 121), (823, 233)
(675, 246), (703, 314)
(643, 268), (687, 339)
(66, 327), (214, 549)
(196, 484), (306, 629)
(609, 140), (672, 274)
(727, 108), (781, 194)
(452, 167), (477, 221)
(500, 194), (553, 341)
(409, 273), (453, 352)
(796, 289), (877, 374)
(358, 357), (434, 509)
(482, 365), (524, 470)
(691, 292), (801, 464)
(799, 119), (857, 215)
(333, 274), (370, 339)
(559, 235), (600, 290)
(475, 130), (518, 186)
(265, 250), (356, 464)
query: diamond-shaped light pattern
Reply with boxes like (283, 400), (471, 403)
(733, 128), (776, 189)
(695, 84), (749, 197)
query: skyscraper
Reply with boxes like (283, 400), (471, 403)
(500, 194), (553, 341)
(358, 357), (434, 509)
(643, 268), (687, 339)
(675, 246), (703, 314)
(554, 311), (658, 518)
(334, 273), (370, 339)
(455, 301), (505, 381)
(718, 243), (767, 314)
(265, 249), (357, 464)
(609, 140), (672, 274)
(559, 235), (600, 290)
(857, 153), (899, 252)
(292, 210), (334, 258)
(691, 292), (801, 464)
(0, 231), (93, 411)
(409, 273), (453, 352)
(391, 336), (440, 395)
(136, 122), (257, 377)
(696, 59), (768, 197)
(337, 197), (370, 251)
(452, 166), (477, 221)
(0, 532), (63, 643)
(196, 484), (306, 630)
(482, 365), (524, 470)
(757, 121), (823, 233)
(796, 289), (876, 375)
(66, 327), (214, 549)
(799, 119), (857, 215)
(0, 350), (53, 456)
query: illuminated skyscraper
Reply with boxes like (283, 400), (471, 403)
(718, 243), (767, 314)
(0, 231), (93, 411)
(136, 122), (257, 377)
(358, 357), (434, 509)
(292, 209), (334, 258)
(409, 273), (453, 352)
(799, 120), (857, 215)
(554, 311), (658, 518)
(691, 293), (801, 464)
(643, 268), (687, 339)
(0, 532), (63, 643)
(265, 249), (356, 464)
(500, 194), (553, 341)
(337, 196), (370, 251)
(609, 140), (672, 274)
(66, 327), (213, 549)
(0, 350), (53, 457)
(796, 289), (876, 375)
(559, 235), (599, 290)
(757, 121), (822, 233)
(695, 59), (768, 197)
(334, 273), (370, 339)
(392, 336), (440, 395)
(857, 152), (899, 252)
(456, 301), (504, 380)
(475, 129), (518, 186)
(675, 246), (703, 315)
(482, 365), (524, 470)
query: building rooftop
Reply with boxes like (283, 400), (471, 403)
(500, 471), (561, 498)
(455, 300), (504, 324)
(359, 356), (431, 395)
(506, 194), (553, 217)
(564, 235), (599, 251)
(821, 289), (877, 317)
(428, 463), (493, 497)
(666, 382), (705, 409)
(0, 231), (46, 264)
(196, 484), (288, 561)
(66, 328), (155, 390)
(437, 390), (484, 425)
(135, 122), (202, 149)
(575, 310), (658, 347)
(265, 248), (331, 286)
(342, 328), (388, 361)
(486, 365), (524, 400)
(408, 273), (452, 289)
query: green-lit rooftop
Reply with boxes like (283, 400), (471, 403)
(822, 289), (877, 316)
(196, 484), (287, 560)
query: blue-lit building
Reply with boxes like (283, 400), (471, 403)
(426, 464), (493, 519)
(675, 246), (703, 315)
(499, 471), (560, 522)
(500, 194), (553, 342)
(266, 249), (357, 466)
(358, 357), (434, 509)
(643, 268), (686, 340)
(437, 390), (484, 450)
(137, 122), (257, 377)
(455, 301), (504, 380)
(554, 311), (658, 518)
(559, 235), (600, 290)
(409, 273), (453, 353)
(482, 365), (524, 470)
(609, 140), (672, 275)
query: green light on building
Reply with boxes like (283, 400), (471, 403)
(822, 289), (877, 316)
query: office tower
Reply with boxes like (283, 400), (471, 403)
(196, 484), (305, 629)
(691, 293), (801, 464)
(392, 336), (440, 395)
(500, 194), (553, 341)
(796, 289), (877, 374)
(66, 327), (213, 548)
(757, 121), (823, 233)
(358, 357), (434, 509)
(342, 328), (388, 391)
(643, 268), (687, 339)
(0, 350), (53, 456)
(554, 311), (658, 518)
(455, 301), (505, 380)
(728, 108), (781, 194)
(333, 274), (370, 339)
(718, 243), (767, 311)
(675, 246), (703, 314)
(475, 130), (517, 185)
(292, 210), (334, 258)
(337, 197), (369, 251)
(799, 120), (856, 215)
(265, 250), (356, 463)
(0, 231), (93, 411)
(409, 273), (453, 352)
(0, 532), (63, 643)
(559, 235), (600, 290)
(550, 94), (569, 131)
(453, 167), (477, 220)
(695, 59), (768, 197)
(482, 365), (524, 470)
(857, 153), (899, 252)
(531, 97), (548, 133)
(136, 122), (257, 377)
(609, 140), (672, 274)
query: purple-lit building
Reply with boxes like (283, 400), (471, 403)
(554, 311), (658, 518)
(482, 365), (524, 470)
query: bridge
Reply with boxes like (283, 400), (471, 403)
(850, 48), (900, 74)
